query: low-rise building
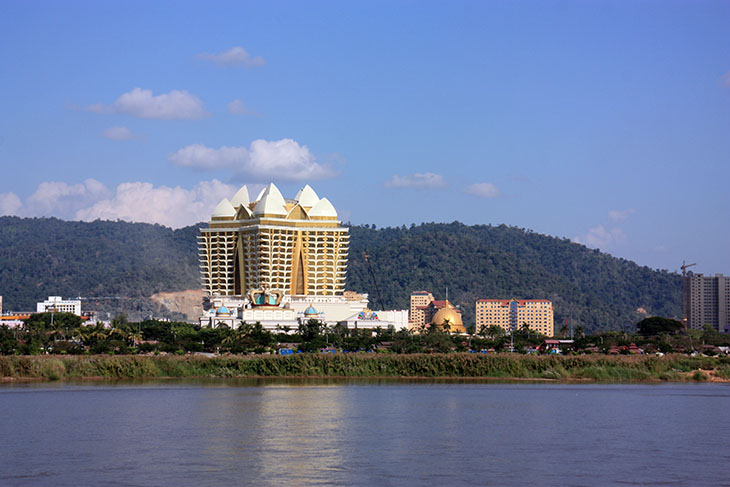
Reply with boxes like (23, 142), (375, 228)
(36, 296), (82, 316)
(339, 309), (409, 331)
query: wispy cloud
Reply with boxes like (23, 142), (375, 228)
(465, 182), (501, 198)
(102, 126), (137, 140)
(573, 225), (627, 248)
(720, 70), (730, 88)
(574, 209), (635, 249)
(385, 172), (446, 189)
(87, 88), (209, 120)
(510, 174), (531, 183)
(196, 46), (265, 68)
(608, 208), (635, 223)
(227, 99), (260, 116)
(169, 138), (335, 181)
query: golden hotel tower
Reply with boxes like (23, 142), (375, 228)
(198, 183), (349, 299)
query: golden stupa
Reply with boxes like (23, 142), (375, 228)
(430, 300), (466, 333)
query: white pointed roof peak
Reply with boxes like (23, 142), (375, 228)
(253, 183), (287, 216)
(295, 184), (320, 207)
(237, 204), (253, 219)
(308, 197), (337, 218)
(230, 185), (250, 208)
(254, 187), (266, 202)
(212, 198), (236, 218)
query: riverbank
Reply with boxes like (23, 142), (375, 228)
(1, 353), (729, 383)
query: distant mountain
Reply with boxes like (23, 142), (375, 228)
(0, 217), (680, 331)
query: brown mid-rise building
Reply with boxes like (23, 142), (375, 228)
(409, 291), (465, 333)
(409, 291), (434, 329)
(476, 298), (554, 336)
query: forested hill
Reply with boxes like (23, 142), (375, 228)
(345, 223), (680, 332)
(0, 217), (681, 332)
(0, 217), (200, 319)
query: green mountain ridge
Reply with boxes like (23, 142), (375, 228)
(0, 216), (681, 332)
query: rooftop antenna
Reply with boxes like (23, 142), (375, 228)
(364, 252), (385, 311)
(681, 260), (696, 328)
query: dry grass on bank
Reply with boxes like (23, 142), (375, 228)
(1, 353), (729, 383)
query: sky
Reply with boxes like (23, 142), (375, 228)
(1, 0), (728, 275)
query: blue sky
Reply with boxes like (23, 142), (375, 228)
(1, 0), (728, 274)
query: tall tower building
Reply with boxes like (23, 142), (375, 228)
(198, 183), (349, 299)
(685, 274), (730, 332)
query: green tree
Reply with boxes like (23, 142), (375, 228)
(23, 312), (82, 332)
(298, 319), (325, 342)
(636, 317), (683, 336)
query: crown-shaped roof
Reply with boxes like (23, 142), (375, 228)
(212, 198), (236, 217)
(308, 197), (337, 218)
(295, 184), (320, 207)
(230, 185), (250, 208)
(253, 183), (287, 216)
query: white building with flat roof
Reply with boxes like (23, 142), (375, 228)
(36, 296), (82, 316)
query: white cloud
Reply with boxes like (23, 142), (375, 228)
(608, 208), (635, 223)
(169, 144), (246, 170)
(169, 138), (335, 181)
(4, 179), (240, 228)
(465, 182), (501, 198)
(102, 126), (136, 140)
(196, 46), (265, 67)
(573, 225), (627, 248)
(88, 88), (209, 119)
(385, 172), (446, 189)
(574, 208), (637, 249)
(75, 180), (236, 228)
(227, 99), (259, 116)
(0, 192), (22, 215)
(24, 179), (109, 217)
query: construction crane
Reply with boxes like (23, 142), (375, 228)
(363, 253), (385, 311)
(681, 261), (696, 328)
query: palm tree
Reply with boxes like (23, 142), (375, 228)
(441, 320), (451, 334)
(129, 329), (143, 346)
(108, 327), (129, 342)
(88, 324), (109, 344)
(559, 324), (569, 338)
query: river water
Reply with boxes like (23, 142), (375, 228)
(0, 380), (728, 486)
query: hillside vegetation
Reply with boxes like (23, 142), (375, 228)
(0, 217), (680, 331)
(346, 223), (680, 332)
(0, 217), (198, 320)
